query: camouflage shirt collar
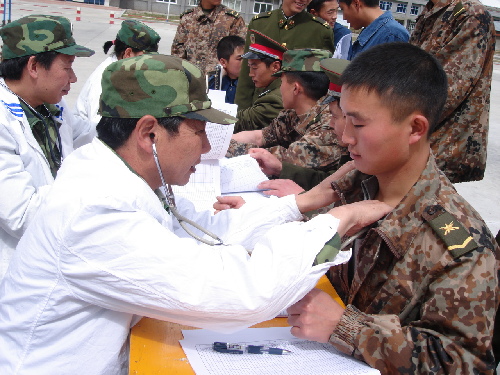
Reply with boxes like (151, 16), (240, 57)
(295, 94), (330, 133)
(196, 4), (225, 22)
(420, 0), (456, 18)
(361, 154), (444, 257)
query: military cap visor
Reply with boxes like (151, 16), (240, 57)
(243, 29), (286, 61)
(0, 15), (94, 60)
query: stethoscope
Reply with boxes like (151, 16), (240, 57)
(152, 143), (224, 246)
(0, 81), (62, 170)
(151, 142), (369, 250)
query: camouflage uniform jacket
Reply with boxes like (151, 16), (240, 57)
(171, 4), (247, 74)
(234, 78), (283, 133)
(227, 96), (343, 171)
(409, 0), (495, 183)
(235, 9), (334, 111)
(327, 154), (500, 374)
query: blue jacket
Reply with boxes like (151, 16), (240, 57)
(348, 11), (409, 60)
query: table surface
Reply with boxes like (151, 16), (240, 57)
(129, 275), (343, 374)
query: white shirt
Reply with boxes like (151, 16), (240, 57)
(0, 78), (95, 279)
(0, 138), (349, 374)
(74, 55), (118, 129)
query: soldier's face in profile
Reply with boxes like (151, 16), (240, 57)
(34, 53), (77, 105)
(247, 59), (279, 88)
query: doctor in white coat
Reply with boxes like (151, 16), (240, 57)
(0, 54), (391, 374)
(0, 15), (95, 279)
(74, 19), (161, 129)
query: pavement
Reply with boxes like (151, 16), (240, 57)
(4, 0), (500, 236)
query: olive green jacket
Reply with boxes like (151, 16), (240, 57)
(235, 9), (334, 111)
(234, 78), (282, 132)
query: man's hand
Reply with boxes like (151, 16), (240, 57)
(232, 130), (263, 146)
(213, 196), (246, 214)
(248, 148), (282, 177)
(329, 200), (392, 237)
(287, 289), (345, 343)
(257, 179), (304, 197)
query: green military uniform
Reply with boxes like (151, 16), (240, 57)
(234, 29), (287, 132)
(235, 9), (334, 111)
(234, 78), (282, 132)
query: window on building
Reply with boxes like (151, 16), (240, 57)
(379, 1), (392, 11)
(223, 0), (242, 11)
(157, 0), (176, 3)
(396, 3), (407, 13)
(410, 5), (419, 15)
(407, 20), (416, 32)
(254, 0), (273, 14)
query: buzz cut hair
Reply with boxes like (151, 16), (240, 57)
(340, 42), (447, 135)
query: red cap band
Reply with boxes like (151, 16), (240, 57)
(250, 43), (285, 60)
(329, 82), (342, 92)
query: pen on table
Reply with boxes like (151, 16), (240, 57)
(213, 342), (292, 355)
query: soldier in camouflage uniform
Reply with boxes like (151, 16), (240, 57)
(409, 0), (495, 183)
(0, 52), (391, 373)
(0, 15), (95, 279)
(235, 0), (335, 112)
(287, 43), (500, 374)
(234, 29), (286, 132)
(228, 49), (343, 172)
(171, 0), (246, 75)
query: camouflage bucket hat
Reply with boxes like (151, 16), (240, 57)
(116, 20), (161, 52)
(0, 14), (94, 60)
(320, 58), (351, 104)
(99, 54), (237, 125)
(273, 48), (332, 77)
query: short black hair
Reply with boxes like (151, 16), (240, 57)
(0, 51), (60, 80)
(97, 116), (183, 150)
(340, 42), (447, 135)
(103, 39), (159, 59)
(216, 35), (245, 61)
(338, 0), (378, 7)
(307, 0), (337, 13)
(283, 71), (329, 101)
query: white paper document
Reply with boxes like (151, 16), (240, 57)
(180, 327), (381, 375)
(220, 155), (269, 194)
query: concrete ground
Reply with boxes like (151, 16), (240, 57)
(7, 0), (500, 238)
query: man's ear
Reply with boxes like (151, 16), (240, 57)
(135, 115), (159, 154)
(353, 0), (362, 10)
(408, 114), (429, 145)
(309, 9), (319, 16)
(26, 55), (40, 79)
(219, 58), (228, 69)
(270, 60), (281, 74)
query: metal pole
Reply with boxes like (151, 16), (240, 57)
(7, 0), (11, 23)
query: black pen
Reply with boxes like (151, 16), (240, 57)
(213, 342), (292, 355)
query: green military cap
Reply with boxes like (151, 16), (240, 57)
(99, 54), (237, 125)
(273, 48), (332, 77)
(242, 29), (287, 60)
(115, 20), (160, 52)
(0, 14), (94, 60)
(320, 58), (351, 104)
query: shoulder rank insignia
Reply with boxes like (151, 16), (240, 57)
(311, 16), (331, 28)
(225, 9), (240, 18)
(180, 8), (194, 18)
(424, 205), (478, 259)
(253, 11), (272, 20)
(452, 1), (466, 17)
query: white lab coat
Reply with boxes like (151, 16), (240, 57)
(0, 78), (95, 279)
(0, 138), (349, 374)
(74, 55), (118, 128)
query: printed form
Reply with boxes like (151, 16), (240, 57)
(180, 327), (380, 375)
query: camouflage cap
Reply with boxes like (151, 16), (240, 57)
(116, 20), (161, 52)
(99, 54), (236, 125)
(0, 14), (94, 60)
(273, 48), (332, 77)
(320, 58), (351, 104)
(242, 29), (287, 60)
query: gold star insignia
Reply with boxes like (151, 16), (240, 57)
(440, 221), (459, 235)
